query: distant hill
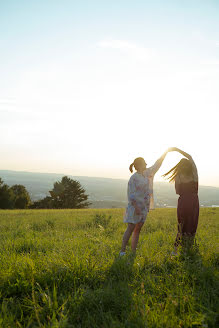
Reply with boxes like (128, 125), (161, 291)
(0, 170), (219, 208)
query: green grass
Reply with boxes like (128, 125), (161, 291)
(0, 208), (218, 328)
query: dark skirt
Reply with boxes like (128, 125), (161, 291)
(175, 193), (199, 246)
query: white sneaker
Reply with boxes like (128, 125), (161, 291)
(119, 251), (126, 257)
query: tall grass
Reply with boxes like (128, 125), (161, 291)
(0, 208), (218, 327)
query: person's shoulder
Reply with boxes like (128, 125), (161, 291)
(143, 167), (153, 177)
(129, 173), (137, 181)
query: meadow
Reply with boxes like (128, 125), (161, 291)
(0, 208), (218, 328)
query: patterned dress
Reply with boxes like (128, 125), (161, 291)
(124, 158), (164, 224)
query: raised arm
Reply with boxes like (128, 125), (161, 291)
(168, 147), (198, 180)
(149, 149), (169, 176)
(168, 147), (193, 161)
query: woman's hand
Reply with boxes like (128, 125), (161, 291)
(168, 147), (179, 152)
(168, 147), (193, 161)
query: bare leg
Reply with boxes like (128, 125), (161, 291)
(131, 222), (144, 252)
(121, 223), (135, 252)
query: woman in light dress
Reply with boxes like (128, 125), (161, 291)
(163, 147), (199, 255)
(120, 150), (168, 255)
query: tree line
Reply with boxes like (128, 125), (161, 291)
(0, 176), (91, 209)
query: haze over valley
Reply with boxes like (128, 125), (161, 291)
(1, 170), (218, 208)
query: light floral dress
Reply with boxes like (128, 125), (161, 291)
(124, 158), (164, 224)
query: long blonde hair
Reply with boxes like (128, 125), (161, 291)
(163, 158), (193, 182)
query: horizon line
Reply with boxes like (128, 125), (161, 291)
(0, 168), (219, 189)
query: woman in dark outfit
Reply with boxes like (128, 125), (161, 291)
(163, 147), (199, 254)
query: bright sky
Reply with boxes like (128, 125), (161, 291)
(0, 0), (219, 186)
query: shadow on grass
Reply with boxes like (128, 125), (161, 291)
(70, 253), (146, 328)
(179, 245), (219, 328)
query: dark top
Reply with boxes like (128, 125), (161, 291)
(175, 180), (198, 196)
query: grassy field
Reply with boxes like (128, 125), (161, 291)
(0, 208), (218, 328)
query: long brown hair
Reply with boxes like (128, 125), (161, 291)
(129, 157), (145, 173)
(162, 158), (193, 182)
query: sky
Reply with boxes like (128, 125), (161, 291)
(0, 0), (219, 186)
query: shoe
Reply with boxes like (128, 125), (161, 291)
(171, 251), (178, 256)
(119, 251), (126, 257)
